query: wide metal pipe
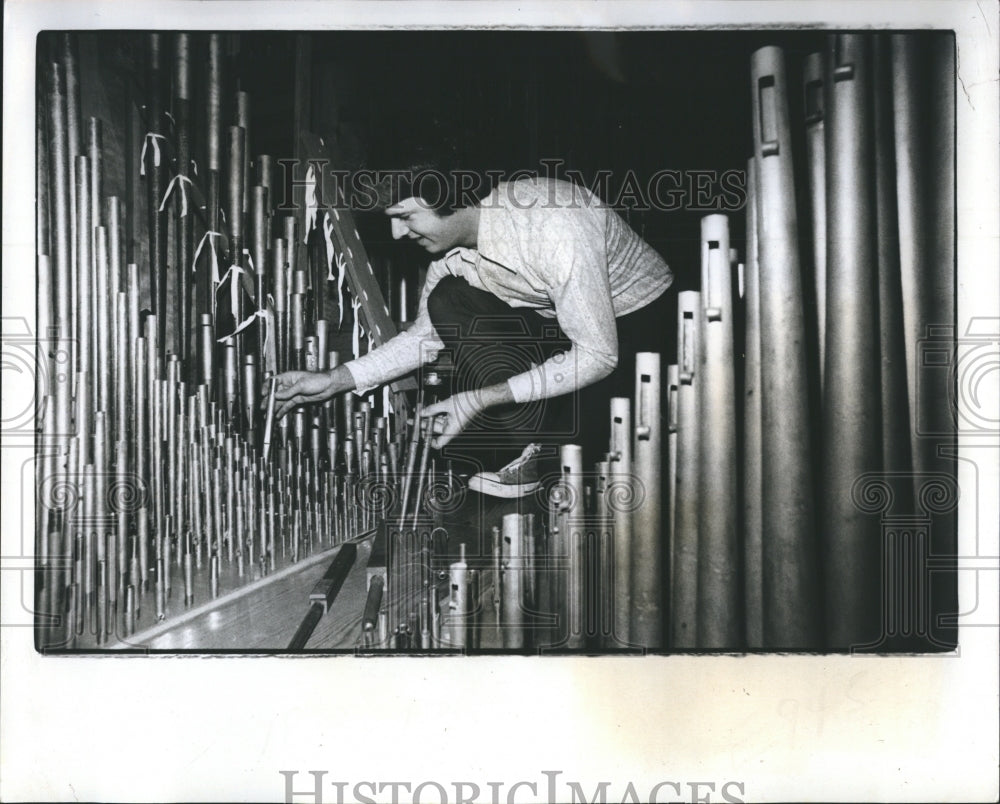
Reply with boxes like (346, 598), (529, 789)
(924, 32), (957, 649)
(889, 33), (957, 649)
(891, 29), (958, 643)
(447, 557), (469, 649)
(671, 291), (700, 648)
(802, 52), (827, 388)
(892, 33), (955, 479)
(822, 33), (882, 649)
(751, 47), (821, 648)
(695, 217), (739, 649)
(608, 397), (632, 646)
(198, 314), (215, 391)
(500, 513), (526, 649)
(873, 36), (913, 484)
(560, 444), (585, 649)
(630, 353), (663, 648)
(742, 158), (764, 649)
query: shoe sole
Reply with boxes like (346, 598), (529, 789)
(467, 476), (540, 498)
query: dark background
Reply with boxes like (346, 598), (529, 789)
(53, 28), (828, 292)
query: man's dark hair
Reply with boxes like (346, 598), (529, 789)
(366, 121), (495, 215)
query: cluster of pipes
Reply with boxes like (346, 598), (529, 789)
(483, 367), (666, 652)
(354, 353), (662, 653)
(435, 34), (955, 653)
(34, 32), (953, 653)
(34, 33), (405, 649)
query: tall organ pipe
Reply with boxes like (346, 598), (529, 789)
(631, 352), (663, 648)
(695, 218), (740, 649)
(751, 46), (821, 649)
(671, 292), (700, 649)
(822, 34), (882, 650)
(742, 158), (764, 650)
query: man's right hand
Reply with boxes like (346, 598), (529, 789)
(270, 366), (355, 419)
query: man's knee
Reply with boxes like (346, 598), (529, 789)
(426, 276), (470, 326)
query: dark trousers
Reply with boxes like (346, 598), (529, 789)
(426, 275), (673, 471)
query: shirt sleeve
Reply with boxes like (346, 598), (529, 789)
(504, 209), (620, 404)
(343, 259), (450, 396)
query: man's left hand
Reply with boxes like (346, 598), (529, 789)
(421, 392), (483, 449)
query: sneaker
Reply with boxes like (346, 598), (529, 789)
(467, 443), (542, 498)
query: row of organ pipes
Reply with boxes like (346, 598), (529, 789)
(34, 32), (955, 651)
(34, 31), (409, 649)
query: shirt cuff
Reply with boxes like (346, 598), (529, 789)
(344, 360), (375, 397)
(506, 363), (568, 404)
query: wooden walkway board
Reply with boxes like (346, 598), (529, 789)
(117, 540), (373, 651)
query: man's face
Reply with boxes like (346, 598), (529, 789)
(385, 197), (467, 255)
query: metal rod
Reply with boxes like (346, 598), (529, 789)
(94, 226), (112, 419)
(61, 33), (81, 270)
(106, 197), (122, 309)
(271, 237), (287, 373)
(86, 118), (102, 232)
(114, 294), (129, 451)
(235, 92), (250, 215)
(226, 124), (246, 248)
(46, 62), (74, 445)
(173, 33), (194, 374)
(411, 418), (433, 529)
(262, 377), (278, 462)
(75, 155), (92, 380)
(146, 34), (168, 368)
